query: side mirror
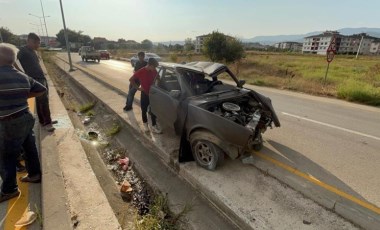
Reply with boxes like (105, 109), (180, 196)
(169, 90), (181, 98)
(238, 80), (246, 88)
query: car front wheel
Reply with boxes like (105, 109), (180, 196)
(191, 139), (224, 170)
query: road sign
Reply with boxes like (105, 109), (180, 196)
(327, 50), (335, 63)
(326, 36), (336, 63)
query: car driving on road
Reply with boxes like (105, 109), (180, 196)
(130, 52), (161, 67)
(150, 62), (280, 170)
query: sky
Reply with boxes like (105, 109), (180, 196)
(1, 0), (379, 42)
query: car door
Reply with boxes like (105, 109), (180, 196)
(150, 67), (181, 129)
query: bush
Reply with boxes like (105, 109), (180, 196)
(337, 79), (380, 106)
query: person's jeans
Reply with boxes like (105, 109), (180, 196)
(35, 78), (52, 125)
(140, 92), (156, 126)
(0, 111), (40, 194)
(125, 79), (140, 108)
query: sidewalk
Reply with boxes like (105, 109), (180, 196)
(53, 55), (362, 229)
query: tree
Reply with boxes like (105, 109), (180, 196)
(203, 31), (245, 63)
(184, 38), (195, 52)
(56, 29), (92, 47)
(0, 27), (22, 46)
(141, 39), (153, 50)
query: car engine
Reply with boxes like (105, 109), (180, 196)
(207, 98), (267, 131)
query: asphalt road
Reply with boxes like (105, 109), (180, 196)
(64, 53), (380, 209)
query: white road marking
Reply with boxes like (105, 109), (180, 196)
(282, 112), (380, 141)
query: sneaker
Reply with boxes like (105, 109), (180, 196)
(123, 106), (132, 112)
(20, 174), (41, 183)
(142, 123), (149, 133)
(151, 125), (162, 134)
(16, 161), (26, 173)
(44, 124), (55, 132)
(0, 189), (20, 203)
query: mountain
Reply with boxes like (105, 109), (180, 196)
(153, 41), (185, 46)
(244, 27), (380, 45)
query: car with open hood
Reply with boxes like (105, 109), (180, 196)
(149, 62), (280, 170)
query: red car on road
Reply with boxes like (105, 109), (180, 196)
(99, 50), (110, 60)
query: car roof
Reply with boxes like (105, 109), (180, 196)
(159, 61), (227, 76)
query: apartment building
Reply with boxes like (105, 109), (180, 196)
(273, 42), (303, 52)
(302, 31), (379, 55)
(195, 34), (209, 53)
(370, 39), (380, 55)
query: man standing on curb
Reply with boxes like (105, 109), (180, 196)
(129, 58), (162, 134)
(123, 51), (147, 111)
(0, 43), (45, 202)
(17, 33), (56, 132)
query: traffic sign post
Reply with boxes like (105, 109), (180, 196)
(324, 36), (336, 85)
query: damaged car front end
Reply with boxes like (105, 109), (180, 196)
(150, 61), (280, 170)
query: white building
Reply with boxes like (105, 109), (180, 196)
(370, 39), (380, 55)
(195, 34), (209, 53)
(273, 42), (302, 52)
(302, 31), (379, 55)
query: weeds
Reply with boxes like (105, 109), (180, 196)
(86, 110), (96, 117)
(78, 101), (96, 113)
(134, 193), (192, 230)
(34, 203), (43, 227)
(106, 123), (121, 136)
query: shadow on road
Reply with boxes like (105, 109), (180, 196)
(262, 140), (366, 201)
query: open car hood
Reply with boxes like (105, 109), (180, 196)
(185, 62), (227, 76)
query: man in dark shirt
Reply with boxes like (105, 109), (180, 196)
(0, 43), (46, 202)
(129, 58), (162, 134)
(123, 51), (147, 111)
(17, 33), (56, 132)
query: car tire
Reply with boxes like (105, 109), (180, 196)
(190, 139), (224, 170)
(82, 57), (84, 61)
(252, 133), (263, 151)
(85, 58), (88, 62)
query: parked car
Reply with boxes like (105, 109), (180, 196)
(130, 52), (161, 67)
(99, 50), (110, 60)
(80, 46), (100, 62)
(149, 62), (281, 170)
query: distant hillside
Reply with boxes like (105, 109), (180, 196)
(244, 27), (380, 45)
(154, 41), (185, 46)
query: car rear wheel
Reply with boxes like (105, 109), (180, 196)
(191, 139), (224, 170)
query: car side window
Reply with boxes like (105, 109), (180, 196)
(156, 68), (181, 92)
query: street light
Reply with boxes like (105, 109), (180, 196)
(39, 0), (50, 47)
(59, 0), (74, 71)
(29, 23), (42, 36)
(28, 13), (50, 45)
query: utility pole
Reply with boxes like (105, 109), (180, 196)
(39, 0), (50, 46)
(59, 0), (74, 71)
(355, 35), (364, 59)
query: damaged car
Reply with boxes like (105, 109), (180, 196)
(150, 62), (280, 170)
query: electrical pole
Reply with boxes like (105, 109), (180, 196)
(39, 0), (50, 46)
(59, 0), (74, 71)
(355, 35), (364, 59)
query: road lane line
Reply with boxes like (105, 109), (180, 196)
(253, 151), (380, 215)
(282, 112), (380, 141)
(4, 172), (28, 230)
(2, 99), (36, 229)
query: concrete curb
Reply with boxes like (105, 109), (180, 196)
(52, 57), (242, 230)
(246, 154), (380, 230)
(41, 63), (121, 230)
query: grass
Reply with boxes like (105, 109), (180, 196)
(106, 123), (121, 137)
(235, 52), (380, 106)
(78, 101), (96, 113)
(134, 193), (192, 230)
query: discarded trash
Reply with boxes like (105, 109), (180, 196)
(87, 131), (98, 140)
(303, 219), (312, 225)
(14, 207), (37, 227)
(82, 116), (91, 124)
(120, 180), (133, 202)
(241, 155), (255, 165)
(118, 157), (130, 171)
